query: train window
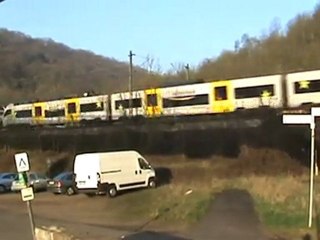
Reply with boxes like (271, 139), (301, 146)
(15, 109), (32, 118)
(115, 98), (142, 109)
(45, 109), (65, 118)
(147, 94), (157, 106)
(67, 102), (76, 114)
(163, 94), (208, 108)
(235, 85), (274, 99)
(215, 86), (227, 100)
(294, 80), (320, 94)
(34, 106), (42, 117)
(4, 109), (12, 117)
(80, 102), (104, 112)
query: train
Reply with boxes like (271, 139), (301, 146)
(1, 69), (320, 127)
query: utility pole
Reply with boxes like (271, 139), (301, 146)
(128, 50), (135, 118)
(185, 64), (190, 81)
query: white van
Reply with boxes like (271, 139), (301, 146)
(74, 150), (156, 197)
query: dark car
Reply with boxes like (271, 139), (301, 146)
(47, 172), (77, 196)
(11, 172), (49, 192)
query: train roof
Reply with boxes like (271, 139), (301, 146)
(11, 91), (106, 106)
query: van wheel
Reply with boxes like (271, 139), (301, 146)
(0, 185), (6, 193)
(107, 184), (117, 198)
(148, 178), (156, 188)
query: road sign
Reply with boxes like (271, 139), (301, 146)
(21, 187), (34, 202)
(282, 114), (313, 125)
(14, 152), (30, 173)
(312, 107), (320, 116)
(282, 110), (319, 228)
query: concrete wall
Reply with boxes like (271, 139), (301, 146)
(35, 226), (76, 240)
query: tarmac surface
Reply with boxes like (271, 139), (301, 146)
(0, 189), (269, 240)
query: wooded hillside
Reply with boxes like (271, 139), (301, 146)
(194, 5), (320, 81)
(0, 29), (151, 105)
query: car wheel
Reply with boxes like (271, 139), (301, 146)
(148, 178), (156, 188)
(107, 184), (117, 198)
(66, 187), (75, 196)
(0, 185), (6, 193)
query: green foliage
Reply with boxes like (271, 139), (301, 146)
(256, 199), (307, 229)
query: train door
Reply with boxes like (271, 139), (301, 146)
(65, 98), (80, 123)
(32, 102), (46, 125)
(144, 88), (162, 117)
(211, 81), (235, 113)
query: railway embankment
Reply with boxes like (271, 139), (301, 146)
(0, 109), (311, 163)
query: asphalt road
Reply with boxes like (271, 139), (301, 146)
(0, 209), (34, 240)
(0, 192), (189, 240)
(0, 189), (270, 240)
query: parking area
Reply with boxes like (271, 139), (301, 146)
(0, 192), (135, 239)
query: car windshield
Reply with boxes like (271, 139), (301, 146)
(0, 173), (14, 179)
(53, 172), (70, 180)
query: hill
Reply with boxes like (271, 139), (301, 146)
(0, 29), (151, 105)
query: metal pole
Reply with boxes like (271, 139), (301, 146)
(27, 200), (36, 240)
(128, 50), (135, 118)
(185, 64), (190, 81)
(316, 149), (319, 176)
(308, 123), (315, 227)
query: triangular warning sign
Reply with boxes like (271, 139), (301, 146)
(19, 158), (27, 168)
(15, 152), (30, 173)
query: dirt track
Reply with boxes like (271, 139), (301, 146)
(190, 189), (268, 240)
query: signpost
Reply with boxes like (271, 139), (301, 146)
(14, 152), (36, 240)
(282, 108), (320, 228)
(14, 152), (30, 173)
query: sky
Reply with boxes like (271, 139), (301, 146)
(0, 0), (319, 72)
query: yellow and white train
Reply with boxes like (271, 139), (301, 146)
(2, 69), (320, 127)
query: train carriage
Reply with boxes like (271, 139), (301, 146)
(44, 99), (68, 125)
(3, 103), (33, 127)
(231, 74), (283, 110)
(78, 94), (110, 123)
(159, 82), (211, 117)
(110, 90), (145, 121)
(286, 70), (320, 107)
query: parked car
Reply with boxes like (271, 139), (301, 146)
(11, 172), (49, 192)
(47, 172), (77, 196)
(0, 173), (17, 193)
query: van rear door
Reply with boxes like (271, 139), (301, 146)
(74, 155), (99, 190)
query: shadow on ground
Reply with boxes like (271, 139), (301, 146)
(154, 167), (173, 186)
(121, 231), (190, 240)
